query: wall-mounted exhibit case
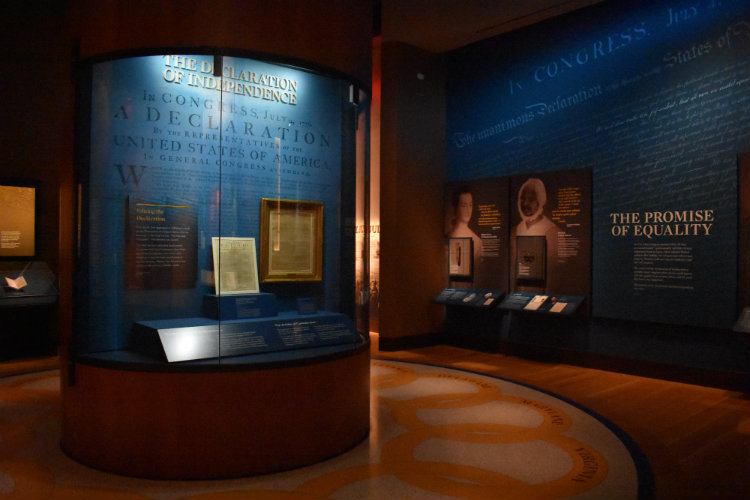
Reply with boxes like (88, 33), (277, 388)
(1, 261), (59, 360)
(1, 179), (59, 360)
(64, 51), (371, 478)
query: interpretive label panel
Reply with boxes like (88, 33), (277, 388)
(202, 292), (277, 320)
(125, 200), (197, 290)
(132, 312), (359, 362)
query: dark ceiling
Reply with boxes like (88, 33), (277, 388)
(380, 0), (604, 52)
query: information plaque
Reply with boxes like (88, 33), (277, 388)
(202, 293), (277, 320)
(433, 288), (504, 308)
(124, 200), (198, 290)
(131, 311), (360, 362)
(499, 291), (584, 315)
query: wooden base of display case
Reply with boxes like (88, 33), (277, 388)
(61, 340), (370, 479)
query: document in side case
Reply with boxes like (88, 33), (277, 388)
(524, 295), (548, 311)
(549, 301), (568, 313)
(4, 275), (27, 290)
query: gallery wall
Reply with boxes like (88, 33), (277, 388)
(445, 0), (750, 330)
(378, 41), (447, 346)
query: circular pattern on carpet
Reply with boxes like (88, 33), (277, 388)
(0, 360), (652, 499)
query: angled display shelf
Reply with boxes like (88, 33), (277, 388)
(499, 291), (585, 316)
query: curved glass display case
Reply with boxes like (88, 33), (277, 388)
(65, 51), (371, 479)
(73, 51), (370, 365)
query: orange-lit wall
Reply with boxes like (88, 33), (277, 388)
(69, 0), (372, 88)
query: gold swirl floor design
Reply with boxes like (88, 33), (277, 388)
(0, 360), (643, 500)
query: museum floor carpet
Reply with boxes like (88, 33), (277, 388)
(0, 359), (651, 500)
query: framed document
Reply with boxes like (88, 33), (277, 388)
(211, 237), (260, 294)
(260, 198), (323, 282)
(449, 237), (473, 279)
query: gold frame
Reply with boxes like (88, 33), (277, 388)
(260, 198), (323, 282)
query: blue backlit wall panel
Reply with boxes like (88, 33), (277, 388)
(446, 0), (750, 328)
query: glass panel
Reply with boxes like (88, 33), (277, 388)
(217, 55), (344, 315)
(355, 89), (370, 334)
(83, 54), (221, 356)
(77, 53), (367, 363)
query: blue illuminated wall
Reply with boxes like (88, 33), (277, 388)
(446, 0), (750, 328)
(84, 54), (347, 352)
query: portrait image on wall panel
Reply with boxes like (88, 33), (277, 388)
(510, 169), (591, 300)
(444, 177), (509, 289)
